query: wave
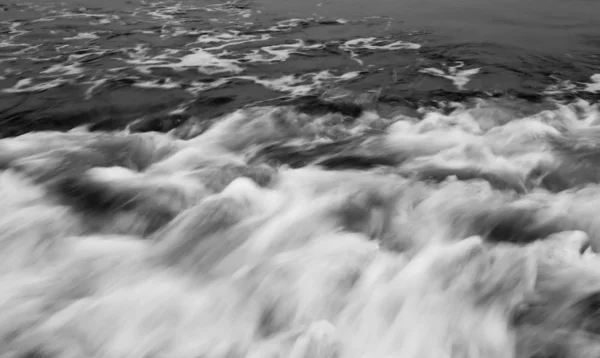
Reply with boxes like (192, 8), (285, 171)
(2, 1), (600, 357)
(0, 96), (597, 357)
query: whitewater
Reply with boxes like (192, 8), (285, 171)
(0, 97), (598, 357)
(1, 0), (600, 357)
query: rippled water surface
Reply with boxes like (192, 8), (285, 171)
(1, 0), (598, 135)
(1, 0), (600, 357)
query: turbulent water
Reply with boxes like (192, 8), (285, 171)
(1, 0), (600, 357)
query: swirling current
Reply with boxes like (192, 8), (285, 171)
(0, 0), (600, 357)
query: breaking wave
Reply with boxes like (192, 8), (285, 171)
(0, 95), (599, 357)
(2, 0), (600, 357)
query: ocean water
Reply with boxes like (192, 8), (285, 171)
(0, 0), (600, 357)
(1, 0), (598, 135)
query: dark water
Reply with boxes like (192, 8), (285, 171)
(0, 0), (598, 137)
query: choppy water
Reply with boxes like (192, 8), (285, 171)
(0, 0), (600, 357)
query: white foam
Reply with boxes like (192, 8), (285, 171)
(545, 74), (600, 95)
(123, 44), (243, 75)
(31, 17), (56, 23)
(237, 75), (314, 96)
(0, 89), (598, 358)
(124, 44), (175, 66)
(28, 55), (63, 62)
(177, 48), (243, 74)
(55, 45), (70, 52)
(584, 74), (600, 93)
(265, 18), (315, 32)
(235, 70), (361, 96)
(87, 167), (139, 182)
(91, 17), (114, 25)
(64, 32), (99, 41)
(341, 37), (420, 66)
(342, 37), (421, 51)
(133, 78), (181, 89)
(1, 7), (426, 99)
(339, 71), (361, 80)
(147, 9), (175, 20)
(420, 62), (481, 90)
(68, 49), (110, 61)
(41, 63), (85, 76)
(187, 78), (231, 95)
(544, 79), (577, 95)
(243, 41), (322, 63)
(167, 102), (191, 115)
(0, 22), (33, 54)
(192, 31), (271, 50)
(1, 78), (65, 93)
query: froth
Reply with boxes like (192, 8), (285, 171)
(0, 98), (599, 357)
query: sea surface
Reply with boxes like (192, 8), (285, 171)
(1, 1), (600, 357)
(0, 0), (598, 135)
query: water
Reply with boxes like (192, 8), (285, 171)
(1, 0), (598, 135)
(0, 0), (600, 357)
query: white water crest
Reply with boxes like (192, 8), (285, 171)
(0, 97), (600, 357)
